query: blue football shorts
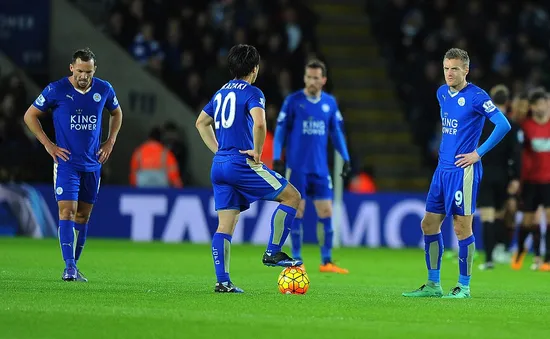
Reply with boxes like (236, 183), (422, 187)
(53, 164), (101, 204)
(286, 169), (333, 200)
(211, 155), (288, 211)
(425, 163), (482, 216)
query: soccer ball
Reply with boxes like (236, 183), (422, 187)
(277, 266), (309, 295)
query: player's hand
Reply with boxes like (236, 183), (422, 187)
(273, 160), (285, 176)
(98, 139), (115, 164)
(45, 142), (70, 163)
(341, 161), (352, 179)
(239, 150), (262, 164)
(507, 179), (520, 195)
(454, 150), (480, 168)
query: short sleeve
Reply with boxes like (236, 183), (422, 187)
(472, 90), (498, 119)
(32, 84), (56, 112)
(246, 87), (266, 111)
(202, 98), (215, 117)
(104, 83), (119, 111)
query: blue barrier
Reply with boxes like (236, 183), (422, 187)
(33, 184), (485, 249)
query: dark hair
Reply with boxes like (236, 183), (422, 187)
(149, 126), (162, 141)
(443, 48), (470, 68)
(490, 84), (509, 105)
(72, 47), (96, 64)
(227, 44), (260, 79)
(529, 89), (547, 105)
(306, 59), (327, 77)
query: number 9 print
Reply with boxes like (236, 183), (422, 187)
(454, 190), (463, 207)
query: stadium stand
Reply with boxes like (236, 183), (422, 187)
(0, 71), (51, 183)
(367, 0), (550, 169)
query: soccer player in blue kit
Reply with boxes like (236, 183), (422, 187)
(195, 44), (302, 293)
(24, 48), (123, 281)
(402, 48), (511, 298)
(273, 60), (351, 274)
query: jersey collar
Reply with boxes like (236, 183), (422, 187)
(67, 77), (94, 95)
(303, 89), (322, 104)
(447, 83), (469, 98)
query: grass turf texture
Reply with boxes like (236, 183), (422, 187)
(1, 237), (548, 339)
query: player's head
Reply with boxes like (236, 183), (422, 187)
(528, 89), (549, 119)
(511, 93), (529, 122)
(442, 48), (469, 88)
(148, 126), (163, 142)
(227, 44), (260, 83)
(304, 59), (327, 97)
(70, 47), (96, 90)
(489, 84), (510, 110)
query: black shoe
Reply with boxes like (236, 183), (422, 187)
(262, 251), (303, 267)
(214, 281), (244, 293)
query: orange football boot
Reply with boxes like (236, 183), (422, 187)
(539, 262), (550, 272)
(511, 251), (526, 270)
(320, 262), (349, 274)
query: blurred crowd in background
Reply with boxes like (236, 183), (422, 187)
(0, 71), (51, 183)
(3, 0), (550, 188)
(368, 0), (550, 167)
(103, 0), (323, 136)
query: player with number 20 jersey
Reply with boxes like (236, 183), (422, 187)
(195, 44), (302, 293)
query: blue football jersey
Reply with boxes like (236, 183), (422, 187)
(203, 79), (266, 157)
(436, 83), (500, 170)
(33, 77), (119, 171)
(276, 90), (349, 175)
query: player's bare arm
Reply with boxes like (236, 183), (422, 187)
(195, 110), (219, 154)
(98, 106), (123, 163)
(23, 105), (70, 163)
(239, 107), (266, 164)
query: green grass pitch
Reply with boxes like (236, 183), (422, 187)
(1, 237), (548, 339)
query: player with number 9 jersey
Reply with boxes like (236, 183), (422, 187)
(402, 48), (510, 299)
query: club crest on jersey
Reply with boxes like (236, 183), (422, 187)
(457, 97), (465, 106)
(93, 93), (101, 102)
(56, 187), (63, 195)
(322, 104), (330, 113)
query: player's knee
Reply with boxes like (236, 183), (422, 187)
(453, 224), (468, 238)
(420, 217), (437, 234)
(283, 184), (301, 209)
(59, 207), (76, 221)
(74, 212), (91, 224)
(317, 206), (332, 219)
(216, 224), (233, 234)
(452, 220), (471, 239)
